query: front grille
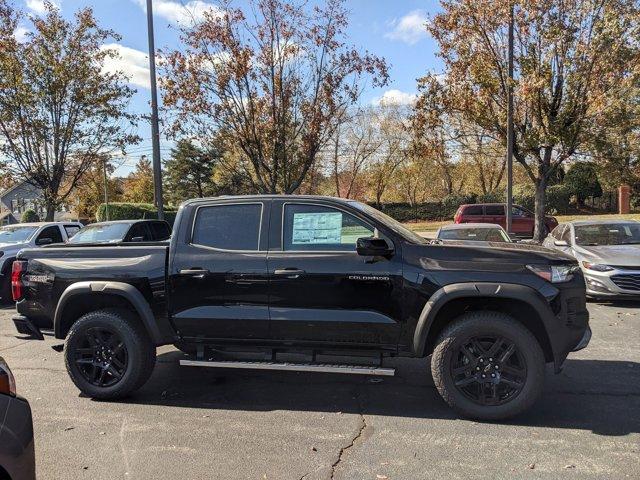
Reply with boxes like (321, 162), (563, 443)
(611, 265), (640, 271)
(611, 274), (640, 291)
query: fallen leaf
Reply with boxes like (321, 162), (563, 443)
(564, 464), (576, 469)
(527, 464), (535, 470)
(64, 426), (75, 431)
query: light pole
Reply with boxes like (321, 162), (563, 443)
(103, 157), (109, 221)
(505, 2), (514, 234)
(146, 0), (164, 220)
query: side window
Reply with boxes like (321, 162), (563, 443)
(485, 205), (505, 215)
(550, 224), (563, 240)
(150, 222), (171, 240)
(36, 225), (63, 244)
(464, 205), (483, 215)
(192, 204), (262, 250)
(64, 224), (81, 238)
(126, 223), (151, 241)
(283, 204), (374, 252)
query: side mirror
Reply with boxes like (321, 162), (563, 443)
(554, 240), (569, 247)
(356, 237), (393, 257)
(36, 237), (53, 246)
(130, 236), (145, 242)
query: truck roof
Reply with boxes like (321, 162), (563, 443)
(181, 194), (356, 207)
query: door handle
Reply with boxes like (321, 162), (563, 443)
(274, 268), (305, 278)
(179, 268), (209, 278)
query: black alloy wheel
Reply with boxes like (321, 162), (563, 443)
(73, 327), (128, 388)
(450, 335), (527, 406)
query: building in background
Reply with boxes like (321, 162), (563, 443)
(0, 181), (76, 225)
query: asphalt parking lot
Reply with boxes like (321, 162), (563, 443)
(2, 302), (639, 480)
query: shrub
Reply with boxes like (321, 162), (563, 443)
(513, 184), (535, 211)
(96, 203), (178, 226)
(21, 209), (39, 222)
(546, 184), (571, 214)
(564, 162), (602, 205)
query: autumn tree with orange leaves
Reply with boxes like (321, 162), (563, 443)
(418, 0), (640, 240)
(160, 0), (388, 194)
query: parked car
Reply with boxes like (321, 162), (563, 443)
(11, 195), (590, 420)
(0, 357), (36, 480)
(68, 219), (171, 244)
(0, 222), (82, 302)
(543, 220), (640, 298)
(454, 203), (558, 238)
(434, 223), (513, 244)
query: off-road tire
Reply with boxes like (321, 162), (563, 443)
(64, 308), (156, 399)
(431, 311), (545, 420)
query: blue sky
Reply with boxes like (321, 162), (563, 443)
(18, 0), (444, 174)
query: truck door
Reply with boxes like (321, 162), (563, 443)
(168, 200), (271, 340)
(266, 200), (403, 347)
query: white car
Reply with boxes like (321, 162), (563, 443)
(0, 222), (83, 302)
(542, 220), (640, 298)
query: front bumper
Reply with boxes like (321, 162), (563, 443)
(583, 267), (640, 298)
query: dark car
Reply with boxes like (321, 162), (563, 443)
(68, 219), (171, 244)
(0, 357), (36, 480)
(454, 203), (558, 238)
(11, 195), (590, 420)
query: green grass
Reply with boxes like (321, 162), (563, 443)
(403, 213), (640, 232)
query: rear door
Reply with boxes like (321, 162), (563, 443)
(511, 206), (534, 237)
(266, 200), (403, 347)
(169, 200), (271, 340)
(484, 205), (505, 227)
(461, 205), (483, 223)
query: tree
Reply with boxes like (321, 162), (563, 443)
(421, 0), (640, 240)
(0, 2), (139, 220)
(163, 139), (220, 205)
(160, 0), (388, 194)
(21, 209), (39, 222)
(69, 157), (123, 220)
(122, 157), (154, 204)
(564, 162), (603, 206)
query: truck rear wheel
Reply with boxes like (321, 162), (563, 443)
(64, 308), (156, 399)
(431, 311), (545, 420)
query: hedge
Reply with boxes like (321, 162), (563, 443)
(21, 209), (40, 222)
(96, 203), (178, 225)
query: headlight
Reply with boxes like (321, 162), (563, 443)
(581, 261), (613, 272)
(526, 264), (579, 283)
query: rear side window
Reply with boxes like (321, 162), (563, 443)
(126, 223), (151, 241)
(192, 204), (262, 250)
(463, 205), (483, 215)
(150, 222), (171, 240)
(485, 205), (504, 215)
(64, 224), (81, 238)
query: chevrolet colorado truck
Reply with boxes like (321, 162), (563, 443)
(11, 195), (591, 420)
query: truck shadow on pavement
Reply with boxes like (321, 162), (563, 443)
(114, 351), (640, 437)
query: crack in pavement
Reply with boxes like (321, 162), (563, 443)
(329, 392), (367, 480)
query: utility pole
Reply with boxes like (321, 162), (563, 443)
(505, 1), (514, 234)
(146, 0), (164, 220)
(103, 158), (109, 221)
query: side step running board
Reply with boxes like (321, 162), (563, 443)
(179, 359), (395, 376)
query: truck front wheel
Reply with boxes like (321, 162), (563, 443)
(64, 308), (156, 399)
(431, 311), (545, 420)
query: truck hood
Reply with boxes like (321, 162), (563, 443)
(573, 244), (640, 266)
(0, 242), (28, 253)
(406, 241), (575, 272)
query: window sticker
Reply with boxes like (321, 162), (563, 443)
(291, 212), (342, 244)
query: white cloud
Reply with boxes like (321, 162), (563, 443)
(14, 26), (29, 42)
(384, 10), (428, 45)
(372, 89), (417, 107)
(100, 43), (150, 90)
(25, 0), (60, 15)
(133, 0), (222, 25)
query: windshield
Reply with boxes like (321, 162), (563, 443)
(438, 227), (511, 242)
(574, 223), (640, 246)
(0, 225), (38, 244)
(69, 223), (132, 244)
(348, 201), (428, 244)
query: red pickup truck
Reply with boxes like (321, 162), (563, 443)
(454, 203), (558, 238)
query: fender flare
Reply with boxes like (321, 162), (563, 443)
(413, 282), (557, 359)
(54, 281), (165, 345)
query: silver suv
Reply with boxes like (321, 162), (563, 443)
(543, 220), (640, 298)
(0, 222), (82, 301)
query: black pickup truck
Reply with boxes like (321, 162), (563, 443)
(11, 195), (591, 420)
